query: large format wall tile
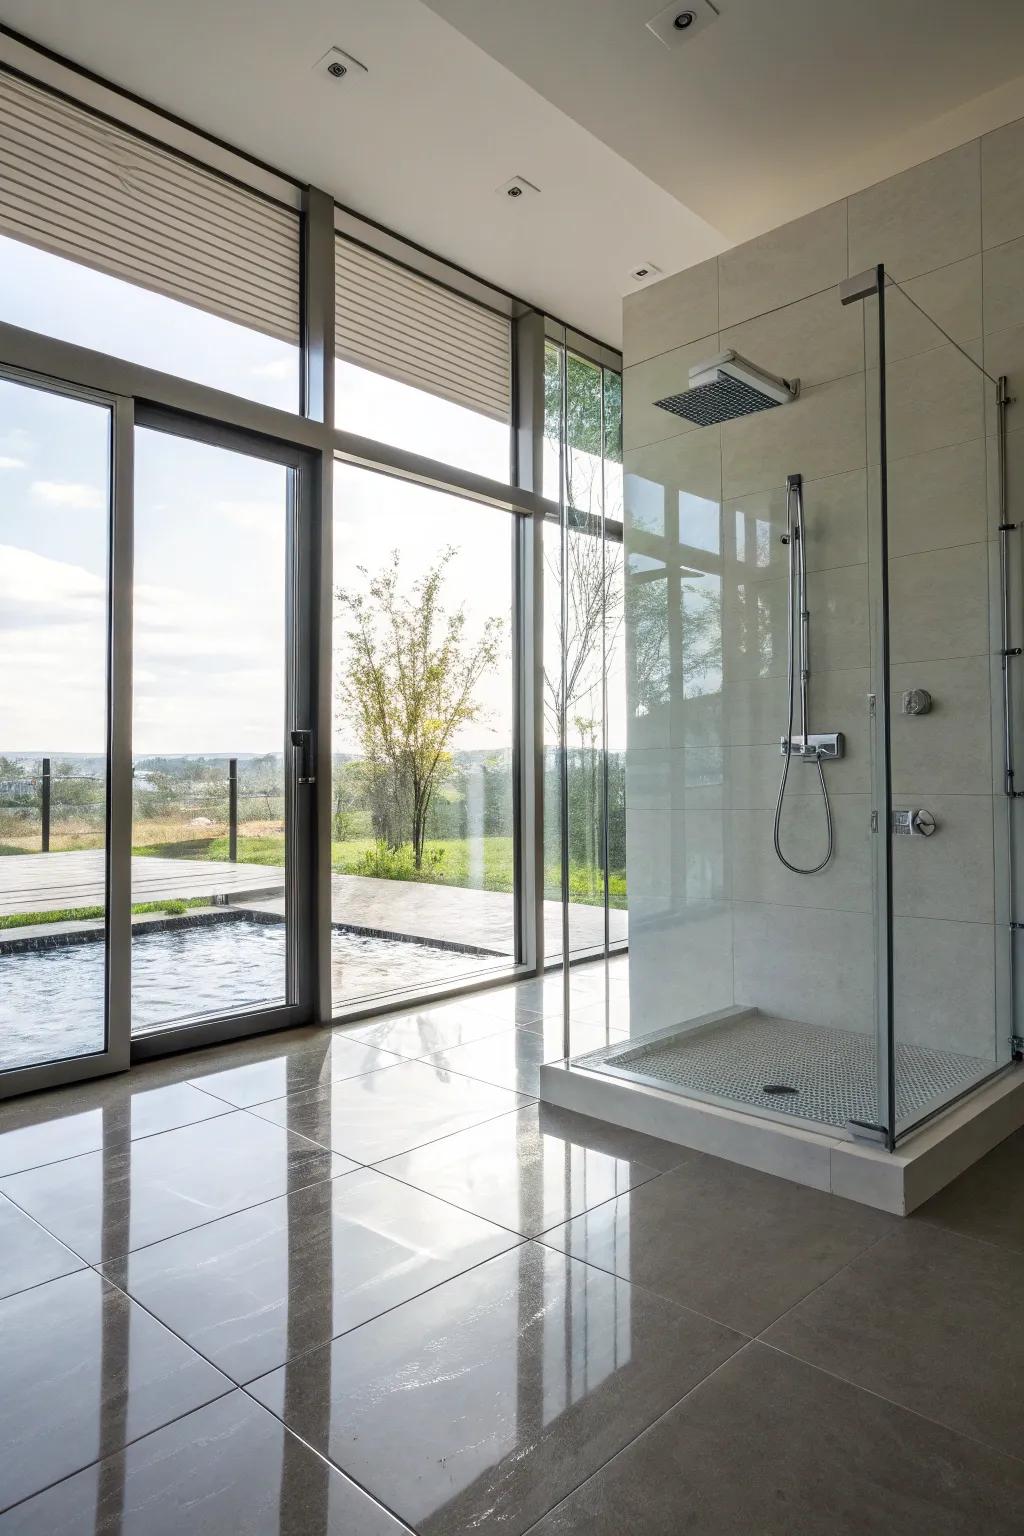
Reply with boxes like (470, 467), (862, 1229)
(982, 234), (1024, 334)
(627, 419), (723, 503)
(733, 902), (875, 1033)
(721, 372), (865, 499)
(623, 257), (718, 366)
(981, 115), (1024, 250)
(731, 795), (871, 914)
(876, 343), (984, 462)
(718, 201), (847, 330)
(890, 655), (993, 796)
(865, 255), (981, 366)
(623, 335), (719, 451)
(720, 286), (863, 392)
(886, 438), (987, 557)
(629, 903), (734, 1033)
(892, 916), (996, 1056)
(727, 468), (867, 584)
(724, 563), (868, 682)
(891, 795), (995, 924)
(848, 140), (981, 281)
(888, 542), (990, 665)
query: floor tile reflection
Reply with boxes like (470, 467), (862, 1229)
(0, 1193), (85, 1300)
(343, 1007), (510, 1059)
(0, 1390), (408, 1534)
(527, 1343), (1024, 1535)
(0, 1269), (228, 1515)
(542, 1148), (894, 1333)
(251, 1058), (528, 1164)
(0, 1111), (352, 1263)
(105, 1168), (520, 1382)
(248, 1242), (740, 1536)
(378, 1103), (675, 1237)
(188, 1033), (406, 1108)
(0, 1077), (231, 1178)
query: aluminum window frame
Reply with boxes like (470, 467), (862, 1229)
(0, 31), (622, 1090)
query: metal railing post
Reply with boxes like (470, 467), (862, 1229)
(228, 757), (238, 862)
(41, 757), (51, 852)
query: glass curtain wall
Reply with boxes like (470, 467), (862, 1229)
(543, 334), (627, 992)
(330, 464), (517, 1011)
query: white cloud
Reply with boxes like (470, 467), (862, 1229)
(248, 357), (294, 380)
(31, 480), (103, 510)
(0, 455), (25, 470)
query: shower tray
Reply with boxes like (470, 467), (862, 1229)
(572, 1010), (994, 1133)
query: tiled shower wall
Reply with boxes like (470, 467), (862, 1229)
(622, 118), (1024, 1064)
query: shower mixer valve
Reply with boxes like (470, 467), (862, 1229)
(780, 732), (844, 761)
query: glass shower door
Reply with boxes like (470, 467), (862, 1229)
(875, 265), (1015, 1138)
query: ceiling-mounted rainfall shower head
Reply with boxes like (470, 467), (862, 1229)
(653, 349), (800, 426)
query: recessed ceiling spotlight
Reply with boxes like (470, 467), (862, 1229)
(630, 262), (663, 283)
(645, 0), (719, 48)
(496, 175), (540, 201)
(313, 46), (368, 83)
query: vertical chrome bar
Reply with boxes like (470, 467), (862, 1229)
(997, 375), (1017, 1053)
(106, 394), (134, 1070)
(876, 267), (896, 1149)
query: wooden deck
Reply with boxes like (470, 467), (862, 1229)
(0, 848), (626, 956)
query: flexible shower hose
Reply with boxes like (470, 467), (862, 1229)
(773, 481), (834, 874)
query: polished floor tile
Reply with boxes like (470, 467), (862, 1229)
(541, 1149), (894, 1334)
(342, 1007), (510, 1059)
(248, 1242), (740, 1536)
(0, 1111), (352, 1264)
(516, 1013), (629, 1059)
(913, 1126), (1024, 1253)
(528, 1343), (1024, 1535)
(104, 1167), (519, 1383)
(251, 1058), (528, 1164)
(0, 1269), (229, 1515)
(424, 1029), (550, 1095)
(763, 1222), (1024, 1458)
(0, 1077), (231, 1178)
(188, 1033), (406, 1108)
(378, 1103), (675, 1237)
(443, 992), (544, 1028)
(0, 1193), (85, 1299)
(0, 1390), (409, 1535)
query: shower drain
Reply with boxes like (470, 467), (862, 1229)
(762, 1083), (799, 1096)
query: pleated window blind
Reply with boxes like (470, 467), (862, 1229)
(336, 237), (512, 423)
(0, 70), (301, 346)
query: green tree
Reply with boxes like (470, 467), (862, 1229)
(335, 547), (504, 871)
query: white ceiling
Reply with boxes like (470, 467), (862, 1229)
(3, 0), (1024, 347)
(0, 0), (725, 346)
(424, 0), (1024, 241)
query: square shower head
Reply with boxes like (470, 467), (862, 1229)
(654, 349), (799, 426)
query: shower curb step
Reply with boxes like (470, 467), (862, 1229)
(539, 1056), (1024, 1216)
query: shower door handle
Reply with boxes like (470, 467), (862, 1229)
(892, 808), (936, 836)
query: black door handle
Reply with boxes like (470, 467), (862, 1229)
(290, 729), (316, 785)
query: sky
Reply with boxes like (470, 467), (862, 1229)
(0, 232), (624, 759)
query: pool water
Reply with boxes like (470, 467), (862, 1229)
(1, 918), (503, 1072)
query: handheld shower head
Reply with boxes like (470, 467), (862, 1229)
(653, 349), (799, 427)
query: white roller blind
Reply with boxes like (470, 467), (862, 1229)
(0, 70), (301, 345)
(336, 237), (511, 422)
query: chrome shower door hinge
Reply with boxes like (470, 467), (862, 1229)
(870, 809), (879, 833)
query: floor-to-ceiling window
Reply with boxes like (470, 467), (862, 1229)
(0, 44), (621, 1096)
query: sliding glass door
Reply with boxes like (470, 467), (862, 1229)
(130, 415), (317, 1051)
(0, 370), (130, 1087)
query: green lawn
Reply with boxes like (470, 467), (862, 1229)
(0, 897), (211, 931)
(132, 830), (626, 907)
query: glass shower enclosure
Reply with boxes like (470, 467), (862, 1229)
(552, 263), (1018, 1151)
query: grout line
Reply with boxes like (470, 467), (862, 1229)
(756, 1336), (1024, 1470)
(518, 1340), (758, 1534)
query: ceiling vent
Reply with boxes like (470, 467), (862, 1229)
(313, 46), (368, 83)
(630, 262), (663, 283)
(496, 175), (540, 202)
(645, 0), (719, 48)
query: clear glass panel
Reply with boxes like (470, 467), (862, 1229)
(569, 288), (886, 1133)
(878, 270), (1011, 1135)
(0, 377), (111, 1071)
(334, 362), (511, 482)
(0, 236), (299, 410)
(131, 429), (291, 1036)
(331, 462), (516, 1010)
